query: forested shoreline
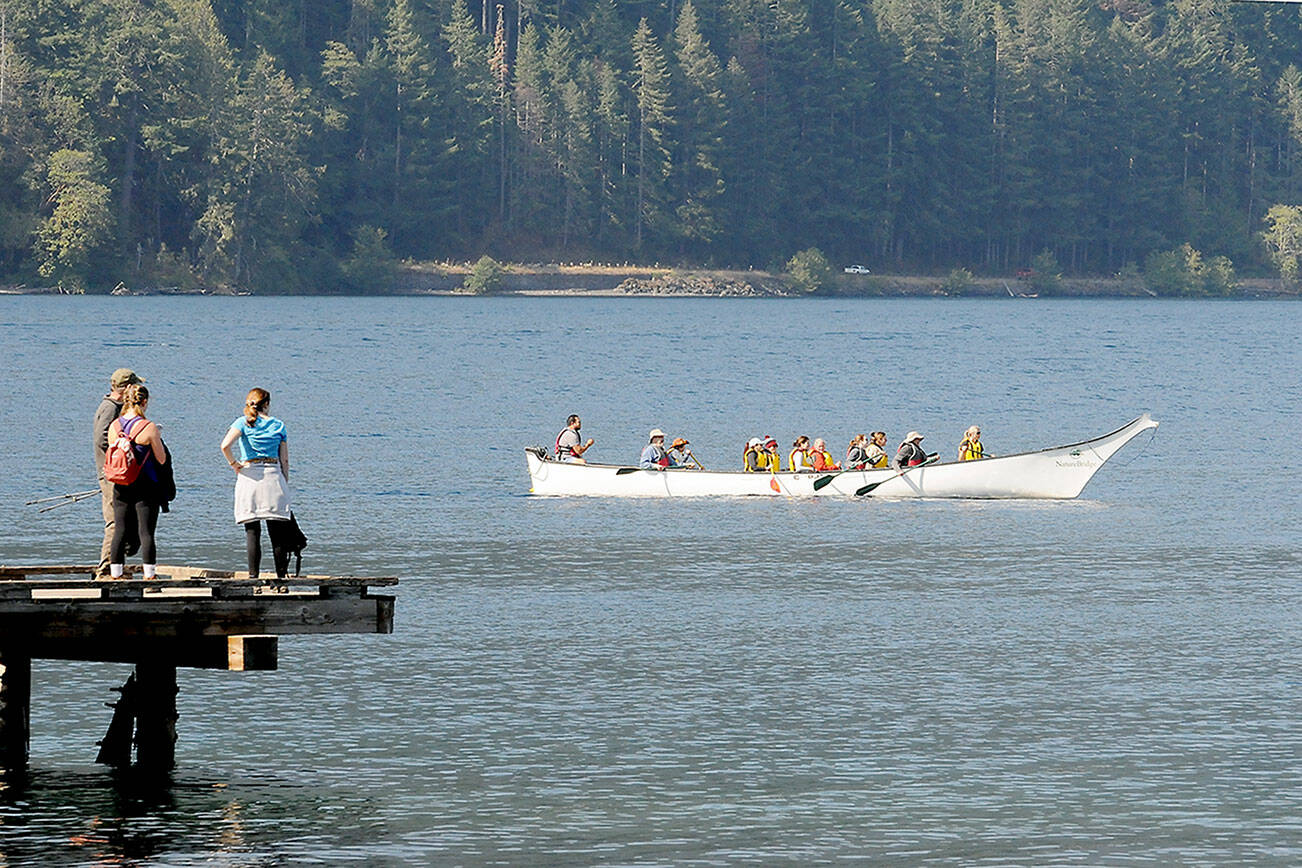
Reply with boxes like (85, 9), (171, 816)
(7, 0), (1302, 294)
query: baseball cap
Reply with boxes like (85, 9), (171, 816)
(111, 368), (144, 387)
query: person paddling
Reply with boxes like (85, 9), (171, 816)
(846, 434), (868, 470)
(958, 425), (992, 460)
(670, 437), (701, 469)
(789, 436), (814, 472)
(892, 431), (931, 470)
(555, 414), (594, 464)
(640, 429), (673, 470)
(811, 438), (840, 472)
(865, 431), (889, 468)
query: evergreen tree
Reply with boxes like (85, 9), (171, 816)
(384, 0), (447, 253)
(630, 17), (673, 250)
(591, 57), (630, 248)
(671, 0), (727, 255)
(194, 51), (318, 291)
(441, 0), (497, 246)
(36, 148), (113, 291)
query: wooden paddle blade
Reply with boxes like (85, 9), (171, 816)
(615, 467), (640, 475)
(857, 456), (939, 496)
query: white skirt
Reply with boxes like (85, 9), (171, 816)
(233, 463), (291, 524)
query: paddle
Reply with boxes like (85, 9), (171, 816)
(855, 454), (939, 496)
(37, 490), (101, 512)
(615, 467), (640, 475)
(813, 467), (858, 491)
(26, 488), (98, 505)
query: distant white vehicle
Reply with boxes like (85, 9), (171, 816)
(843, 265), (870, 274)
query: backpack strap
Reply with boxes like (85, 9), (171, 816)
(118, 416), (145, 440)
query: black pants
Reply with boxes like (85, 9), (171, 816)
(111, 496), (159, 563)
(245, 519), (293, 578)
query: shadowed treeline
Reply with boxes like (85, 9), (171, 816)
(4, 0), (1302, 291)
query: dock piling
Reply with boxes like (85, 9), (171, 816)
(0, 645), (31, 768)
(133, 662), (178, 770)
(96, 674), (137, 767)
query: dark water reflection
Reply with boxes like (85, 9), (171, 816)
(0, 297), (1299, 863)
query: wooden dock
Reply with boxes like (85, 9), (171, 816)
(0, 564), (395, 771)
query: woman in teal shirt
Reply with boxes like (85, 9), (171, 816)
(219, 388), (292, 579)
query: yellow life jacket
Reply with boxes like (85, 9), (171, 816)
(744, 447), (761, 472)
(763, 451), (781, 472)
(789, 448), (811, 471)
(959, 438), (985, 461)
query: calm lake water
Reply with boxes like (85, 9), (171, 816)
(0, 296), (1298, 864)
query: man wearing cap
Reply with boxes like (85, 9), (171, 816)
(640, 429), (673, 470)
(92, 368), (143, 578)
(761, 436), (782, 472)
(743, 437), (764, 472)
(892, 431), (929, 471)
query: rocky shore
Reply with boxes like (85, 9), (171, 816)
(396, 263), (1297, 298)
(4, 266), (1296, 297)
(611, 273), (791, 296)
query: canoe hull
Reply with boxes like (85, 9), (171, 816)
(525, 415), (1158, 499)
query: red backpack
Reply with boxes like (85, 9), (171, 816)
(104, 416), (148, 485)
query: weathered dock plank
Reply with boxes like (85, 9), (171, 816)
(0, 595), (394, 640)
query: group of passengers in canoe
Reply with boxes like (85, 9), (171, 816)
(555, 415), (992, 472)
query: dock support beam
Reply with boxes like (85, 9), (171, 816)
(134, 662), (177, 770)
(0, 645), (31, 769)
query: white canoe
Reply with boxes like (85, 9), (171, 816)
(525, 414), (1158, 499)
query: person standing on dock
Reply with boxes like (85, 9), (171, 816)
(107, 384), (169, 579)
(92, 368), (143, 579)
(220, 389), (293, 579)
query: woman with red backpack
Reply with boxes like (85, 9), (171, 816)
(105, 383), (169, 579)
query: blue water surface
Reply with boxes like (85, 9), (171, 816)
(0, 296), (1298, 864)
